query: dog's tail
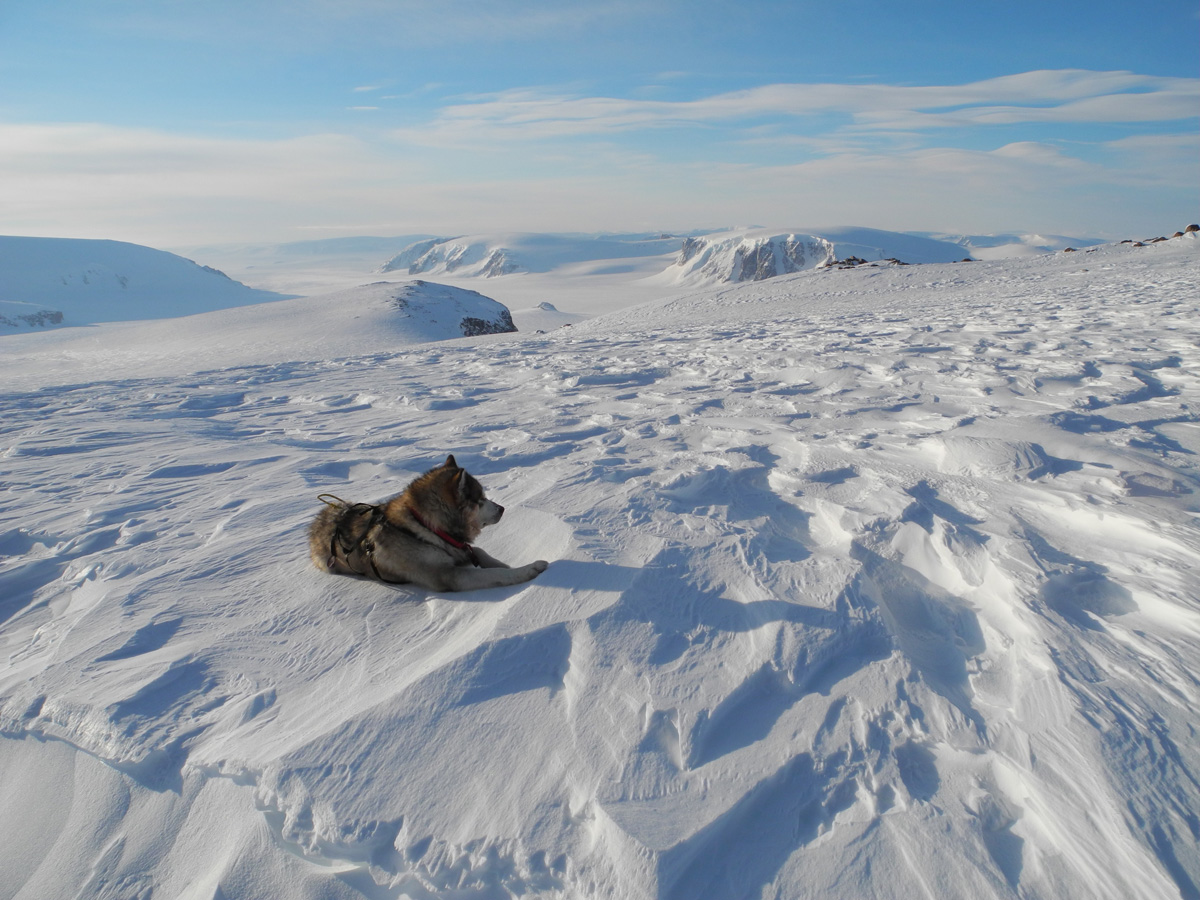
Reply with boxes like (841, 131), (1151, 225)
(310, 495), (361, 571)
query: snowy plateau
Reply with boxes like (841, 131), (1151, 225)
(1, 226), (1199, 900)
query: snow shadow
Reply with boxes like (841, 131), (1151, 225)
(849, 542), (987, 734)
(531, 559), (643, 594)
(588, 542), (892, 767)
(659, 750), (859, 900)
(895, 739), (940, 801)
(688, 619), (892, 768)
(603, 545), (841, 662)
(452, 624), (572, 706)
(660, 456), (814, 565)
(345, 560), (631, 605)
(1023, 527), (1137, 629)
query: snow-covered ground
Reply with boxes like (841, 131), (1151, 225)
(1, 234), (1198, 899)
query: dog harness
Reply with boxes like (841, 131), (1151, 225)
(317, 494), (480, 583)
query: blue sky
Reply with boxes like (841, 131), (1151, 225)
(1, 0), (1196, 245)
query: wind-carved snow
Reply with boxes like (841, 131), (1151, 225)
(0, 235), (1198, 899)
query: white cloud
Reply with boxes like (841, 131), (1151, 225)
(393, 70), (1199, 147)
(2, 69), (1194, 246)
(0, 123), (415, 244)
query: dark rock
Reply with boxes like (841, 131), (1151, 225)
(678, 237), (705, 265)
(460, 310), (517, 336)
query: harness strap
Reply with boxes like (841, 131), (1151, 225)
(318, 494), (480, 583)
(320, 496), (401, 583)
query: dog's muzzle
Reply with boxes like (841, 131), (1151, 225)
(480, 499), (505, 527)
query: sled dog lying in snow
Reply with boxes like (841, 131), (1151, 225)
(309, 455), (549, 591)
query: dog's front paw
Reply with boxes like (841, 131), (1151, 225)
(516, 560), (549, 582)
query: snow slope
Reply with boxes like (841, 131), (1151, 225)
(0, 281), (518, 389)
(1, 235), (1199, 899)
(0, 236), (287, 329)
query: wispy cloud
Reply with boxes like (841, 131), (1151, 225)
(392, 70), (1199, 146)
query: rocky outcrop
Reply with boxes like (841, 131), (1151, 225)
(384, 280), (517, 337)
(381, 240), (523, 278)
(461, 310), (517, 336)
(670, 233), (835, 283)
(0, 307), (64, 330)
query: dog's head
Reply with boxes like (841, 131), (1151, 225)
(439, 454), (504, 540)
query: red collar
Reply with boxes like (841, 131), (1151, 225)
(411, 511), (471, 551)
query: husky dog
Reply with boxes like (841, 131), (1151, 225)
(309, 455), (549, 592)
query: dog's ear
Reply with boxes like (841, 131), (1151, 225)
(443, 454), (458, 470)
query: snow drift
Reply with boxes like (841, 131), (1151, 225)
(0, 235), (287, 328)
(1, 234), (1199, 900)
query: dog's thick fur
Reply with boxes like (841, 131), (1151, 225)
(309, 455), (548, 592)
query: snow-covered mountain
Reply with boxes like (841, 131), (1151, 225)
(668, 230), (836, 283)
(169, 228), (1104, 308)
(379, 232), (682, 279)
(658, 226), (970, 285)
(0, 235), (287, 329)
(379, 227), (970, 289)
(1, 233), (1198, 899)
